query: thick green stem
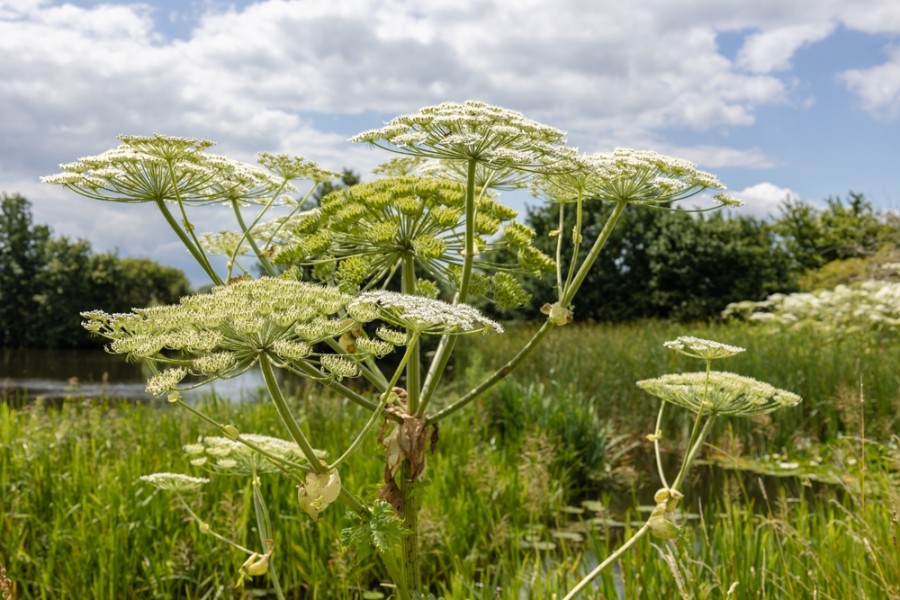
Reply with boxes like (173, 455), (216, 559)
(560, 201), (627, 305)
(250, 468), (285, 600)
(401, 256), (421, 414)
(400, 461), (421, 596)
(671, 415), (716, 492)
(563, 523), (652, 600)
(418, 159), (478, 415)
(457, 158), (478, 303)
(259, 353), (327, 473)
(154, 198), (224, 285)
(653, 403), (669, 489)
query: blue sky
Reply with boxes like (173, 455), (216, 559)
(1, 0), (899, 284)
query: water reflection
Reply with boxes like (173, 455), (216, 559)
(1, 347), (267, 403)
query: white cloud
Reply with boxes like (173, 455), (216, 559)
(840, 46), (900, 120)
(736, 23), (835, 73)
(2, 0), (900, 280)
(733, 182), (798, 217)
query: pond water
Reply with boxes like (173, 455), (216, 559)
(1, 347), (267, 403)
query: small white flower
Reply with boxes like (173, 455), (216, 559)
(663, 336), (745, 360)
(139, 472), (209, 492)
(637, 371), (802, 417)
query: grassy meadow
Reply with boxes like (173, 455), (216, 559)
(1, 320), (898, 599)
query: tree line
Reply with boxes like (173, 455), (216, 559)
(1, 193), (191, 348)
(513, 191), (899, 322)
(2, 186), (897, 348)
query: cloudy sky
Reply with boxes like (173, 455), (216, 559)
(2, 0), (899, 284)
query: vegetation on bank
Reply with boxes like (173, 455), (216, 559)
(2, 321), (897, 599)
(0, 194), (191, 348)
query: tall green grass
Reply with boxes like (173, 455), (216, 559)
(453, 320), (900, 448)
(2, 320), (898, 598)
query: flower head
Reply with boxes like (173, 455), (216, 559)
(268, 175), (551, 307)
(534, 148), (741, 209)
(189, 434), (326, 475)
(43, 135), (329, 207)
(352, 100), (567, 171)
(82, 277), (387, 396)
(139, 472), (209, 492)
(663, 336), (745, 361)
(637, 371), (802, 417)
(348, 291), (504, 335)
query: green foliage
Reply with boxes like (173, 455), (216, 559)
(522, 202), (796, 321)
(0, 193), (191, 348)
(774, 191), (898, 271)
(797, 244), (900, 290)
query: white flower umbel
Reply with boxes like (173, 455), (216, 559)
(352, 100), (567, 171)
(663, 336), (746, 360)
(139, 472), (209, 492)
(192, 434), (327, 475)
(536, 148), (741, 209)
(637, 371), (802, 417)
(43, 135), (334, 207)
(723, 281), (900, 335)
(348, 291), (504, 335)
(81, 277), (386, 396)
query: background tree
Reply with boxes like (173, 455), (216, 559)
(773, 192), (893, 271)
(0, 193), (51, 347)
(0, 193), (191, 348)
(520, 201), (795, 322)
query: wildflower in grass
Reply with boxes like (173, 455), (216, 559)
(81, 277), (389, 396)
(637, 371), (802, 417)
(139, 472), (209, 492)
(348, 291), (503, 336)
(663, 336), (745, 360)
(352, 100), (567, 172)
(191, 434), (326, 475)
(723, 280), (900, 335)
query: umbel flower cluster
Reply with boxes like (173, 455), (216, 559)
(641, 336), (800, 417)
(184, 434), (327, 476)
(82, 277), (503, 398)
(532, 148), (742, 209)
(252, 175), (552, 305)
(41, 134), (336, 207)
(722, 280), (900, 334)
(352, 100), (567, 170)
(637, 371), (802, 417)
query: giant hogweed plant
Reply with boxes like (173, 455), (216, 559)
(44, 100), (799, 598)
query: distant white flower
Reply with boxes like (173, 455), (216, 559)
(637, 371), (802, 417)
(139, 472), (209, 492)
(663, 336), (745, 360)
(194, 433), (326, 475)
(723, 280), (900, 334)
